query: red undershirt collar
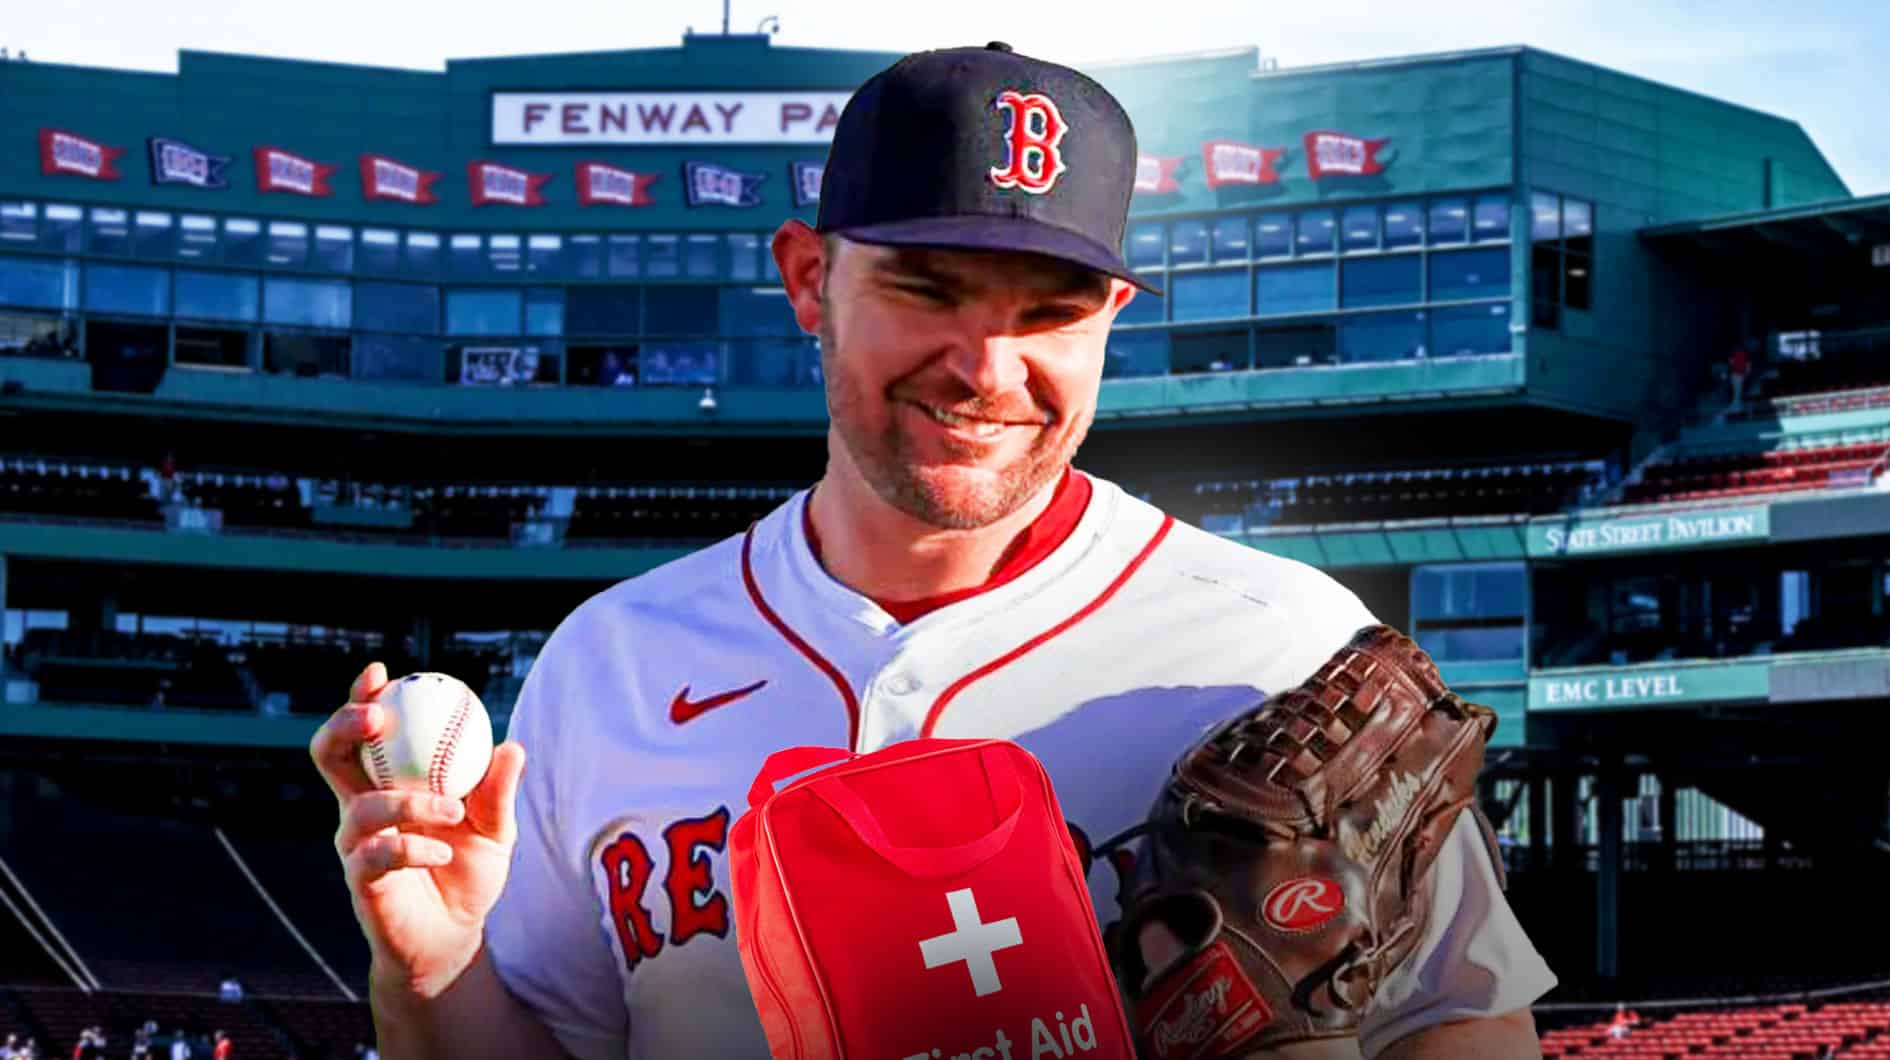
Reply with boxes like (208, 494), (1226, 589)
(803, 467), (1093, 625)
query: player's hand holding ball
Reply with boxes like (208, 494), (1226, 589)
(311, 662), (528, 1001)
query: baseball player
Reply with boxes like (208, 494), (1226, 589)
(311, 43), (1556, 1060)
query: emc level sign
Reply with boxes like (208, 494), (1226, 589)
(492, 92), (853, 145)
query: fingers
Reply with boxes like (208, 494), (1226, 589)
(335, 789), (466, 858)
(310, 662), (391, 804)
(310, 700), (385, 803)
(350, 661), (389, 705)
(345, 831), (455, 890)
(464, 741), (527, 846)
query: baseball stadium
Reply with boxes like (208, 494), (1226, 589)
(2, 24), (1889, 1060)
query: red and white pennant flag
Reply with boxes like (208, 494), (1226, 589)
(359, 154), (441, 204)
(254, 146), (336, 197)
(39, 129), (124, 181)
(1134, 154), (1183, 194)
(468, 160), (551, 206)
(576, 162), (658, 206)
(1201, 140), (1285, 188)
(1303, 131), (1392, 178)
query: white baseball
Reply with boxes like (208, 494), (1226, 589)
(360, 672), (494, 802)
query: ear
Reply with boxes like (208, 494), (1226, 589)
(772, 219), (829, 336)
(1104, 277), (1137, 320)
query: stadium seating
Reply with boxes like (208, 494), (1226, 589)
(0, 452), (806, 544)
(6, 986), (287, 1060)
(0, 798), (341, 999)
(1541, 998), (1890, 1058)
(249, 997), (377, 1060)
(564, 483), (796, 541)
(1731, 383), (1890, 423)
(17, 629), (252, 711)
(1132, 459), (1607, 531)
(1617, 439), (1890, 506)
(0, 459), (158, 522)
(243, 638), (424, 716)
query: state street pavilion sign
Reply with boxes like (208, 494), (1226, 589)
(492, 92), (854, 145)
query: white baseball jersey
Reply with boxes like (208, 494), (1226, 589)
(484, 471), (1557, 1060)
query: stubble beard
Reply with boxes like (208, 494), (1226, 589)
(821, 314), (1088, 531)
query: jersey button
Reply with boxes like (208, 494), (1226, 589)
(883, 672), (919, 696)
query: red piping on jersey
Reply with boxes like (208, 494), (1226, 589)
(742, 524), (863, 749)
(919, 514), (1177, 738)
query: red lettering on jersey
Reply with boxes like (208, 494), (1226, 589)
(600, 832), (664, 969)
(663, 806), (731, 945)
(988, 90), (1068, 195)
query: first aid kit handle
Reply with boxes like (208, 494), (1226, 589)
(811, 747), (1022, 879)
(748, 746), (857, 809)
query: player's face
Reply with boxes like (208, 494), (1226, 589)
(783, 227), (1135, 529)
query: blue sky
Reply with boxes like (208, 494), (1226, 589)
(8, 0), (1887, 195)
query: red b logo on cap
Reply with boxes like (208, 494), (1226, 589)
(989, 90), (1068, 195)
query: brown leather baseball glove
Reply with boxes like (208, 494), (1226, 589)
(1105, 624), (1502, 1059)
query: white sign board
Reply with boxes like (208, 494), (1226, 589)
(1873, 243), (1890, 267)
(492, 92), (853, 145)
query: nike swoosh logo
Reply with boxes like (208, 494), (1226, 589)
(669, 679), (769, 725)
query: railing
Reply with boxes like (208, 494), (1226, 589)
(1503, 840), (1816, 875)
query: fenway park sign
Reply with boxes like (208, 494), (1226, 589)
(491, 92), (853, 145)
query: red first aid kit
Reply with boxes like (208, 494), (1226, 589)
(730, 738), (1137, 1060)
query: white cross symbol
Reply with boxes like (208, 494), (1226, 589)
(917, 888), (1023, 997)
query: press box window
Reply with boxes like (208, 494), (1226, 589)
(177, 216), (218, 262)
(1253, 214), (1292, 259)
(1169, 220), (1208, 267)
(313, 226), (354, 273)
(486, 234), (521, 274)
(41, 205), (83, 254)
(1381, 203), (1422, 249)
(1295, 210), (1336, 255)
(0, 203), (35, 246)
(644, 235), (681, 278)
(1171, 269), (1248, 322)
(264, 276), (351, 329)
(1531, 190), (1595, 327)
(445, 288), (522, 336)
(728, 234), (762, 281)
(527, 235), (563, 276)
(174, 270), (260, 323)
(83, 263), (170, 318)
(405, 232), (441, 277)
(358, 229), (401, 275)
(1210, 217), (1249, 263)
(0, 257), (80, 311)
(684, 235), (721, 278)
(1340, 206), (1379, 253)
(1410, 563), (1527, 664)
(88, 208), (131, 256)
(354, 281), (439, 334)
(132, 212), (175, 258)
(607, 235), (641, 278)
(1426, 199), (1468, 244)
(1126, 224), (1164, 269)
(567, 235), (604, 279)
(449, 234), (484, 279)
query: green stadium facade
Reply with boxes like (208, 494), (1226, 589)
(2, 33), (1890, 998)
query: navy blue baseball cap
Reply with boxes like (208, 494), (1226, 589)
(817, 41), (1161, 295)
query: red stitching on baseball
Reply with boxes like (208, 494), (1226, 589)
(429, 686), (473, 796)
(365, 737), (393, 788)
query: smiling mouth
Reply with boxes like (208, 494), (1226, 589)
(913, 402), (1044, 437)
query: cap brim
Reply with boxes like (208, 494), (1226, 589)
(827, 215), (1162, 296)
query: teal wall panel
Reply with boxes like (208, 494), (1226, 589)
(1517, 49), (1851, 429)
